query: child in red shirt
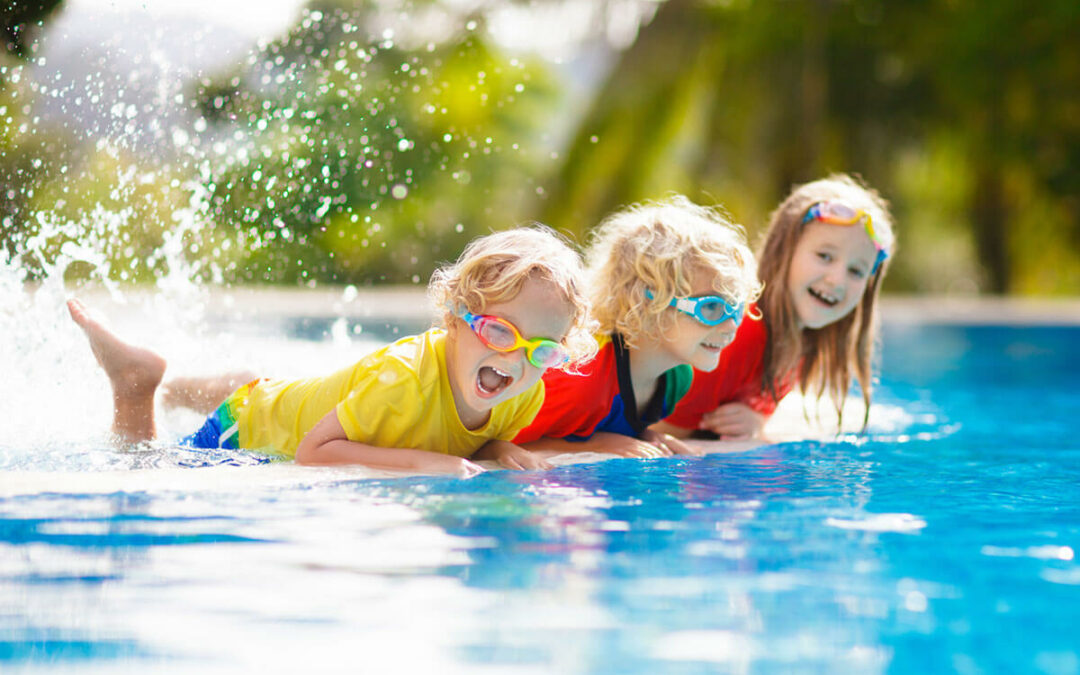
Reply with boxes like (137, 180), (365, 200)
(477, 195), (762, 467)
(656, 174), (895, 440)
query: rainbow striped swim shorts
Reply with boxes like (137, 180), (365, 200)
(178, 380), (258, 450)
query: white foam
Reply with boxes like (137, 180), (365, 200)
(825, 513), (927, 533)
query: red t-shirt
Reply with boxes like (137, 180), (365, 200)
(664, 304), (796, 431)
(514, 334), (693, 443)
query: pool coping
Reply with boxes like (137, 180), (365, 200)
(212, 288), (1080, 326)
(880, 295), (1080, 325)
(60, 286), (1080, 325)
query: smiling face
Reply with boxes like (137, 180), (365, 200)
(444, 274), (573, 429)
(657, 267), (741, 373)
(786, 221), (878, 330)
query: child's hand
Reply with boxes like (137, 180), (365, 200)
(431, 455), (486, 478)
(698, 402), (765, 440)
(640, 429), (704, 457)
(582, 432), (671, 458)
(479, 440), (553, 471)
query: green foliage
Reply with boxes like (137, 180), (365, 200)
(546, 0), (1080, 295)
(1, 0), (62, 57)
(195, 5), (559, 285)
(2, 0), (1078, 294)
(0, 52), (187, 284)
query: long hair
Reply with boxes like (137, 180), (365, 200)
(757, 174), (895, 429)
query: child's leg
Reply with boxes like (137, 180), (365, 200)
(161, 372), (256, 414)
(67, 299), (166, 444)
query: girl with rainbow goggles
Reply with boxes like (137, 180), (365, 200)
(656, 173), (896, 442)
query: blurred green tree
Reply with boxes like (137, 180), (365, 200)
(194, 1), (559, 285)
(543, 0), (1080, 295)
(1, 0), (65, 269)
(2, 0), (62, 57)
(4, 0), (1078, 294)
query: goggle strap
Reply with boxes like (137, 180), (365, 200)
(804, 202), (890, 272)
(674, 297), (697, 314)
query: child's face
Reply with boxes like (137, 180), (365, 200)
(657, 268), (741, 373)
(445, 275), (573, 427)
(787, 221), (877, 329)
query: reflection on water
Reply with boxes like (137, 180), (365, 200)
(8, 5), (1076, 670)
(1, 324), (1079, 672)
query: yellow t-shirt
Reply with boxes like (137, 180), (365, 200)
(235, 329), (545, 458)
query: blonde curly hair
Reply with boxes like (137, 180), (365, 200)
(586, 195), (761, 349)
(428, 226), (598, 367)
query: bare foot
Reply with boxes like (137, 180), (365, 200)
(67, 299), (166, 400)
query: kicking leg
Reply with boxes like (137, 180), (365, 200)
(161, 372), (256, 414)
(67, 299), (166, 443)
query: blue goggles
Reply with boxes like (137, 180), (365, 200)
(646, 289), (745, 327)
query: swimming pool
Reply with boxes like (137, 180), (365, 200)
(2, 308), (1079, 673)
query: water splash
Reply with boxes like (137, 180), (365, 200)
(1, 5), (552, 463)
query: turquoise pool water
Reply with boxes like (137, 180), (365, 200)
(2, 321), (1078, 673)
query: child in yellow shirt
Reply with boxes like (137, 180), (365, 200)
(67, 227), (597, 476)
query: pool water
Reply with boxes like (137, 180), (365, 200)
(2, 320), (1079, 673)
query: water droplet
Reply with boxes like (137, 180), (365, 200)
(391, 184), (408, 200)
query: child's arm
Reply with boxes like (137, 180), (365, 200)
(696, 402), (766, 440)
(520, 432), (675, 459)
(639, 428), (704, 457)
(653, 403), (767, 441)
(472, 440), (553, 471)
(649, 420), (693, 439)
(295, 409), (486, 478)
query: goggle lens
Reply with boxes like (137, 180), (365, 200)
(698, 299), (736, 323)
(529, 343), (564, 369)
(819, 202), (861, 223)
(477, 318), (517, 349)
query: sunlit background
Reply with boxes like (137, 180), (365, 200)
(3, 5), (1080, 672)
(2, 0), (1079, 296)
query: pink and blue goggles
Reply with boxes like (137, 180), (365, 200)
(801, 201), (889, 273)
(455, 308), (569, 369)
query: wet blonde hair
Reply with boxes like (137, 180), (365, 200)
(428, 225), (598, 367)
(586, 195), (761, 350)
(757, 173), (896, 429)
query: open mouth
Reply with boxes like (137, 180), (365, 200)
(702, 336), (733, 352)
(809, 287), (840, 307)
(477, 366), (514, 398)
